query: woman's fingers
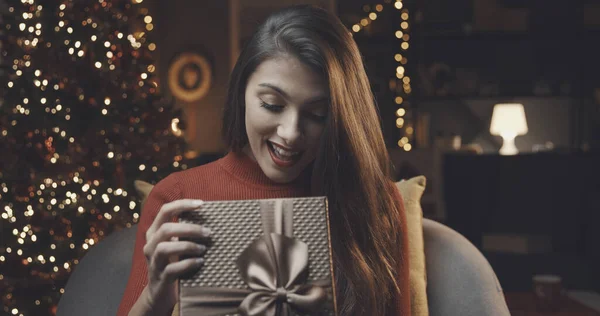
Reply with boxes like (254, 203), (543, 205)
(146, 199), (204, 239)
(149, 240), (206, 273)
(162, 257), (205, 283)
(144, 222), (211, 258)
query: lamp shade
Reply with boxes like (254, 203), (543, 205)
(490, 103), (528, 137)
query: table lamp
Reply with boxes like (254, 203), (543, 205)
(490, 103), (528, 155)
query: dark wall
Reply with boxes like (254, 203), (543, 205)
(148, 0), (233, 154)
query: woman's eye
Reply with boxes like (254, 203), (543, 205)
(309, 112), (327, 123)
(260, 101), (283, 112)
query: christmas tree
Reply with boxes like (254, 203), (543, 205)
(0, 0), (190, 315)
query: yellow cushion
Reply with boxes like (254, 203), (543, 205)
(396, 176), (429, 316)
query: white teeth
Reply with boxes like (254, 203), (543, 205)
(270, 142), (300, 158)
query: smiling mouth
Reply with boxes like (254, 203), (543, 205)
(267, 141), (302, 167)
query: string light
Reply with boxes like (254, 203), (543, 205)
(350, 2), (412, 153)
(392, 1), (412, 150)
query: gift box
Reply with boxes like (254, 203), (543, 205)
(178, 197), (338, 316)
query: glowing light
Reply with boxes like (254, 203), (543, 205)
(352, 24), (360, 32)
(171, 118), (182, 136)
(396, 118), (405, 128)
(369, 12), (377, 20)
(396, 108), (406, 116)
(395, 1), (403, 9)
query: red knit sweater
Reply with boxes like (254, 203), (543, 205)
(117, 151), (410, 315)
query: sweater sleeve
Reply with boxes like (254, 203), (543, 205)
(392, 182), (412, 316)
(117, 173), (181, 316)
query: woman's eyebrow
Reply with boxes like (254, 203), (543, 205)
(258, 83), (290, 99)
(258, 83), (328, 105)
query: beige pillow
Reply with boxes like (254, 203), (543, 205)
(134, 180), (154, 209)
(396, 176), (429, 316)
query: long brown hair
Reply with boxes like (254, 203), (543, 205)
(222, 5), (404, 315)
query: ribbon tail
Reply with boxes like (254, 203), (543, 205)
(238, 292), (277, 316)
(280, 303), (292, 316)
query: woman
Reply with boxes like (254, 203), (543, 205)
(119, 5), (410, 316)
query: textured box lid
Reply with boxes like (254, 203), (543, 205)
(178, 196), (336, 316)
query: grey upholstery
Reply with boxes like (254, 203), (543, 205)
(57, 219), (509, 316)
(57, 226), (137, 316)
(423, 219), (510, 316)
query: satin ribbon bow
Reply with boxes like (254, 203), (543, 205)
(236, 232), (328, 316)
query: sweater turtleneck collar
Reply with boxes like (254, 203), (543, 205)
(217, 150), (312, 193)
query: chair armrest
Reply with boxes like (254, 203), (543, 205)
(423, 219), (510, 316)
(57, 225), (138, 316)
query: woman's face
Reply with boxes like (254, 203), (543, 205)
(243, 55), (328, 184)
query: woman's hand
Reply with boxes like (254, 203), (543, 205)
(141, 199), (210, 315)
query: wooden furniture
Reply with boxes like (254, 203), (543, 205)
(442, 152), (600, 292)
(505, 292), (600, 316)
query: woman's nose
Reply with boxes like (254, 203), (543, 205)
(277, 112), (302, 146)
